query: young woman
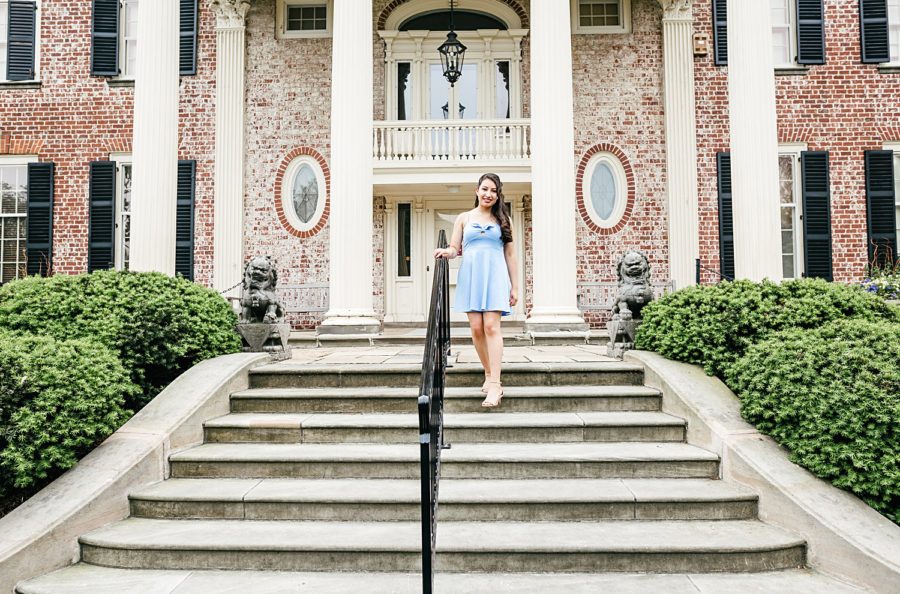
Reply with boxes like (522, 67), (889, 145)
(434, 173), (518, 408)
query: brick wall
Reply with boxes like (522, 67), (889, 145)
(0, 0), (217, 282)
(693, 0), (900, 284)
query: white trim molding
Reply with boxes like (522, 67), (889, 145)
(382, 0), (523, 31)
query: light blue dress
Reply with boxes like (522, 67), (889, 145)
(454, 221), (512, 316)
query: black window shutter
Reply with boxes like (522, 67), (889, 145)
(800, 151), (833, 280)
(864, 151), (897, 267)
(716, 153), (735, 280)
(713, 0), (728, 66)
(860, 0), (890, 63)
(176, 160), (196, 280)
(180, 0), (198, 76)
(796, 0), (826, 65)
(88, 161), (116, 272)
(7, 1), (37, 81)
(26, 162), (53, 276)
(91, 0), (119, 76)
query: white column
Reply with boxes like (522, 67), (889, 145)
(660, 0), (699, 289)
(130, 0), (179, 274)
(727, 0), (783, 281)
(210, 0), (250, 293)
(319, 0), (380, 334)
(525, 0), (587, 334)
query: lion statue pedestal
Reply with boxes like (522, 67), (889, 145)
(236, 256), (291, 360)
(607, 250), (655, 359)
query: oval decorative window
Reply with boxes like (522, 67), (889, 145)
(578, 149), (631, 233)
(281, 154), (327, 234)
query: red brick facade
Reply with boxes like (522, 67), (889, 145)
(2, 0), (896, 328)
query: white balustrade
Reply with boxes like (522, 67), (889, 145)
(373, 119), (532, 163)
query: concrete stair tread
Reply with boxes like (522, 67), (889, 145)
(169, 441), (719, 463)
(204, 411), (686, 430)
(250, 361), (644, 374)
(16, 565), (868, 594)
(129, 478), (757, 504)
(230, 385), (662, 399)
(80, 518), (803, 552)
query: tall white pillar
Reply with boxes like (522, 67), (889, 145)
(130, 0), (179, 274)
(727, 0), (783, 281)
(318, 0), (380, 334)
(525, 0), (587, 334)
(211, 0), (250, 293)
(660, 0), (699, 289)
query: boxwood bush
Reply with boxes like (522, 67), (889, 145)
(0, 271), (241, 407)
(634, 278), (899, 378)
(728, 320), (900, 523)
(0, 332), (137, 513)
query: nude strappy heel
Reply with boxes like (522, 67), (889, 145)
(481, 381), (503, 408)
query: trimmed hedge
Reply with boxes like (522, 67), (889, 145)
(728, 320), (900, 523)
(634, 278), (899, 378)
(0, 271), (241, 407)
(0, 332), (136, 508)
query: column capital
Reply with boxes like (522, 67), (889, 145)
(658, 0), (692, 20)
(210, 0), (250, 29)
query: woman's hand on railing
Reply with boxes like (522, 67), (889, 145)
(434, 247), (456, 260)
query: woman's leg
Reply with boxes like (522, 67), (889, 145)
(483, 311), (504, 405)
(467, 312), (490, 388)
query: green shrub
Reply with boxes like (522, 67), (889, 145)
(0, 271), (241, 407)
(634, 278), (899, 377)
(728, 320), (900, 523)
(0, 332), (137, 506)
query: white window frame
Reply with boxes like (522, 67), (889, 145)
(779, 144), (806, 279)
(0, 0), (42, 83)
(276, 0), (332, 40)
(110, 153), (132, 270)
(571, 0), (632, 35)
(583, 151), (628, 230)
(771, 0), (799, 68)
(116, 0), (139, 80)
(0, 155), (37, 284)
(884, 142), (900, 251)
(281, 154), (327, 233)
(888, 0), (900, 65)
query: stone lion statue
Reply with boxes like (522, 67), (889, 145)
(240, 256), (284, 324)
(611, 250), (654, 321)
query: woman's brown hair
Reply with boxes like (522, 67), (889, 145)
(473, 172), (513, 244)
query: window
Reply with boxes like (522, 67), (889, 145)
(495, 61), (510, 120)
(120, 0), (138, 78)
(0, 158), (32, 283)
(778, 150), (804, 278)
(583, 152), (627, 230)
(572, 0), (631, 34)
(281, 154), (326, 233)
(397, 62), (411, 120)
(397, 203), (411, 277)
(277, 0), (331, 39)
(110, 154), (132, 270)
(771, 0), (795, 67)
(1, 0), (40, 82)
(894, 149), (900, 244)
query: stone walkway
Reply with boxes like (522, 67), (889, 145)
(287, 344), (618, 366)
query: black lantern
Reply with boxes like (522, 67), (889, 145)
(438, 1), (467, 86)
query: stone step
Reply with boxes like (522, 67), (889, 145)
(16, 565), (867, 594)
(203, 411), (687, 444)
(128, 478), (758, 521)
(230, 385), (662, 414)
(168, 442), (719, 480)
(77, 518), (806, 573)
(248, 362), (645, 389)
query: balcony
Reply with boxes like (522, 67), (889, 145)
(373, 119), (532, 167)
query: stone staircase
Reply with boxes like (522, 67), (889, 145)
(16, 360), (866, 592)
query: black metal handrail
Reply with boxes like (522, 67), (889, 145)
(418, 229), (452, 594)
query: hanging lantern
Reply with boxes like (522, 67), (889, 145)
(438, 1), (467, 86)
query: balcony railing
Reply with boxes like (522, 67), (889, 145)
(373, 119), (531, 163)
